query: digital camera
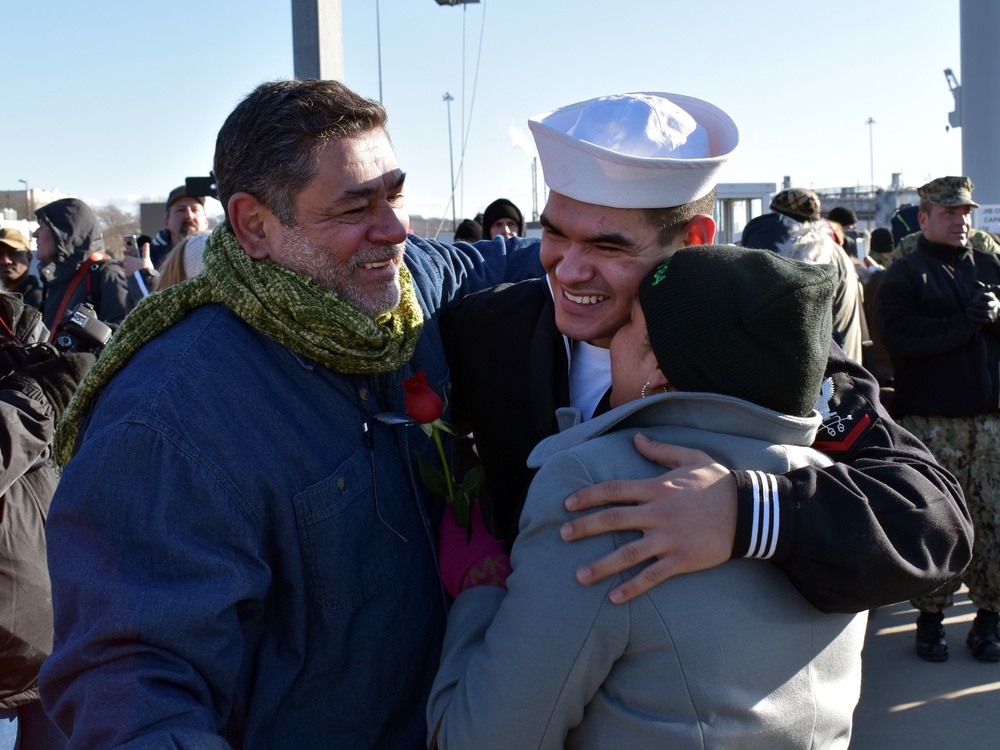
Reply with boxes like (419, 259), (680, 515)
(54, 303), (113, 355)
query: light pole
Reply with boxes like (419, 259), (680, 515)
(17, 179), (30, 221)
(435, 0), (481, 225)
(375, 0), (383, 102)
(865, 117), (876, 193)
(443, 92), (457, 232)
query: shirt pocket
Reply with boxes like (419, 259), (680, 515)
(292, 449), (401, 613)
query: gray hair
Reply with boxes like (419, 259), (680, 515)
(213, 79), (389, 225)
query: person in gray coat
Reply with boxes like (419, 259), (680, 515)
(429, 245), (867, 749)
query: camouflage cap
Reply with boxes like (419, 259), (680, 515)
(918, 176), (979, 208)
(770, 188), (821, 222)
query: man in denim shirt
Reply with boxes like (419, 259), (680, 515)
(39, 79), (541, 749)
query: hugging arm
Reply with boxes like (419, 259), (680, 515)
(562, 343), (971, 613)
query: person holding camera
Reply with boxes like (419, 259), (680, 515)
(33, 198), (129, 333)
(875, 176), (1000, 662)
(0, 292), (95, 750)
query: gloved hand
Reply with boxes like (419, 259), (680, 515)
(438, 502), (511, 599)
(5, 351), (96, 419)
(968, 288), (1000, 326)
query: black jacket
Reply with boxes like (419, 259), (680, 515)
(149, 227), (174, 270)
(10, 273), (44, 312)
(0, 293), (60, 710)
(444, 276), (972, 613)
(36, 198), (129, 331)
(875, 234), (1000, 417)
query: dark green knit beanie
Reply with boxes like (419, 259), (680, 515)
(638, 245), (834, 417)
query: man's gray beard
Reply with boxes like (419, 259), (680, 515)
(282, 226), (402, 317)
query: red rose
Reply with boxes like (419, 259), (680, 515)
(403, 372), (444, 425)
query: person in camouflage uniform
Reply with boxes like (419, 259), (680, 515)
(875, 175), (1000, 662)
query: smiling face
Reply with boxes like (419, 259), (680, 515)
(264, 128), (409, 317)
(919, 203), (972, 248)
(539, 191), (684, 348)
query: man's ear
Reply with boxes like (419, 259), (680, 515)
(228, 192), (280, 259)
(917, 209), (929, 232)
(680, 214), (717, 247)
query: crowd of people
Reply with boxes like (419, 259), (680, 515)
(738, 177), (1000, 668)
(0, 78), (989, 749)
(0, 185), (211, 748)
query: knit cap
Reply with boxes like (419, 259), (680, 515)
(453, 218), (483, 242)
(770, 188), (821, 222)
(827, 206), (857, 227)
(182, 233), (209, 278)
(482, 199), (524, 237)
(638, 245), (834, 417)
(870, 227), (893, 255)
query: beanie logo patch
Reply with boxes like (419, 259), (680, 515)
(651, 257), (672, 286)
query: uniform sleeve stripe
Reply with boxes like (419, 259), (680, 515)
(745, 471), (780, 559)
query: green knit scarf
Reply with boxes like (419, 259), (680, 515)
(55, 223), (424, 466)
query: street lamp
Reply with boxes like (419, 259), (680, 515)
(375, 0), (383, 102)
(443, 92), (457, 232)
(17, 179), (30, 221)
(865, 117), (875, 192)
(944, 68), (961, 130)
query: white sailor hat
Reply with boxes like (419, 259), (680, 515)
(528, 92), (739, 209)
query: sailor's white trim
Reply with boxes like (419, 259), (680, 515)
(745, 471), (780, 559)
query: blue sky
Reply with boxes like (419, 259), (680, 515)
(4, 1), (963, 231)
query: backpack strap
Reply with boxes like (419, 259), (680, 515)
(48, 252), (108, 342)
(84, 251), (109, 310)
(0, 295), (20, 343)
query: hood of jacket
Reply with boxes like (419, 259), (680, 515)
(35, 198), (105, 272)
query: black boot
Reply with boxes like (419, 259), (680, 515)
(915, 611), (948, 661)
(966, 609), (1000, 662)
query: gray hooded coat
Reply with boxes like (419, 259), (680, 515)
(429, 392), (866, 749)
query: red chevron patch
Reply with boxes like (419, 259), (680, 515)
(812, 413), (872, 452)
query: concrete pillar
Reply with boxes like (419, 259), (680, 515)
(291, 0), (344, 81)
(960, 0), (1000, 204)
